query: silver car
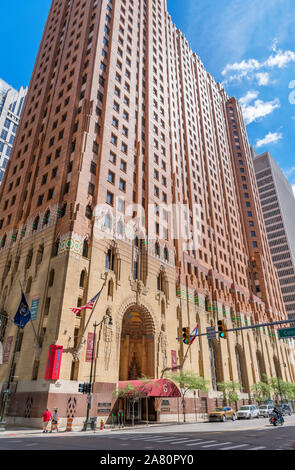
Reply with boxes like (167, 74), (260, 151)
(259, 404), (274, 417)
(237, 405), (259, 419)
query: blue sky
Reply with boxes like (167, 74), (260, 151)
(1, 0), (295, 193)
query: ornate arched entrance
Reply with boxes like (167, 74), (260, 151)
(119, 305), (155, 381)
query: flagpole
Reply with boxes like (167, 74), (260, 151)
(18, 281), (40, 356)
(0, 326), (21, 431)
(73, 276), (108, 358)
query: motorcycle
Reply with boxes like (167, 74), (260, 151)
(269, 413), (284, 426)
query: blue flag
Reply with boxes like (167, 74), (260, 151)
(14, 293), (31, 329)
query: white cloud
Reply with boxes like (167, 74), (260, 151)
(239, 90), (280, 125)
(222, 47), (295, 84)
(256, 131), (283, 148)
(256, 72), (270, 86)
(292, 185), (295, 197)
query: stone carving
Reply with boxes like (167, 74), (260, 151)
(158, 330), (168, 370)
(103, 323), (113, 371)
(136, 280), (144, 304)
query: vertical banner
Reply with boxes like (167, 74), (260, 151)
(44, 345), (63, 380)
(171, 350), (177, 371)
(3, 336), (13, 364)
(30, 295), (41, 321)
(86, 333), (96, 362)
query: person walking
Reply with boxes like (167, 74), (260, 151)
(42, 409), (52, 433)
(50, 408), (59, 433)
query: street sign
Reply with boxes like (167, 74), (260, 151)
(206, 326), (216, 340)
(278, 327), (295, 339)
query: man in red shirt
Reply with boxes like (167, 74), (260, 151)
(42, 409), (52, 433)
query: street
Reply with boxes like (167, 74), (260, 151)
(0, 416), (295, 451)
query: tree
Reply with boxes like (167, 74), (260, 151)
(217, 381), (242, 408)
(165, 371), (208, 423)
(113, 377), (157, 427)
(250, 381), (272, 404)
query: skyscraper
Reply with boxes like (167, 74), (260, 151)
(252, 149), (295, 320)
(0, 0), (293, 426)
(0, 79), (27, 184)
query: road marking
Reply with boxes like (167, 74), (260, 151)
(248, 446), (266, 450)
(185, 440), (207, 446)
(164, 439), (195, 444)
(221, 444), (249, 450)
(201, 442), (232, 448)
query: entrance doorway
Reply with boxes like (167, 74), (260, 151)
(119, 306), (155, 380)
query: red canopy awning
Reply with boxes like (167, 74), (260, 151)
(118, 378), (181, 398)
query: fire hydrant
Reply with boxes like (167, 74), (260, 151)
(100, 419), (104, 431)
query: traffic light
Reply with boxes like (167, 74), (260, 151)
(78, 383), (92, 394)
(182, 327), (190, 344)
(78, 383), (86, 394)
(85, 383), (92, 394)
(218, 320), (227, 339)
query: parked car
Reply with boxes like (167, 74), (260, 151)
(208, 406), (237, 422)
(237, 405), (259, 419)
(258, 404), (274, 417)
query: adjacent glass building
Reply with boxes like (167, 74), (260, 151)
(252, 148), (295, 319)
(0, 79), (27, 183)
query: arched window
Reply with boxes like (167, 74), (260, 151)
(26, 277), (33, 294)
(25, 248), (33, 269)
(1, 234), (7, 248)
(36, 244), (44, 266)
(43, 210), (50, 226)
(33, 216), (40, 231)
(51, 237), (60, 258)
(105, 248), (115, 271)
(163, 247), (169, 261)
(117, 220), (124, 236)
(48, 269), (55, 287)
(104, 213), (111, 229)
(85, 205), (93, 220)
(79, 270), (87, 288)
(157, 269), (167, 295)
(155, 242), (160, 257)
(82, 240), (89, 258)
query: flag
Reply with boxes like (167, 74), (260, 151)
(190, 324), (199, 344)
(70, 285), (104, 316)
(14, 293), (32, 329)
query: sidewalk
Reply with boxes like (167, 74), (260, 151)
(0, 421), (188, 438)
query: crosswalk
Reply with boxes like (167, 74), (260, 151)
(107, 433), (267, 450)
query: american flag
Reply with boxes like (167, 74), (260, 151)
(190, 324), (199, 344)
(70, 286), (104, 316)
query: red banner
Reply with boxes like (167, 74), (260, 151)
(171, 350), (177, 371)
(86, 333), (96, 362)
(44, 345), (63, 380)
(3, 336), (13, 364)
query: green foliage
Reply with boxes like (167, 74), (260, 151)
(250, 381), (272, 404)
(166, 370), (208, 396)
(217, 381), (242, 405)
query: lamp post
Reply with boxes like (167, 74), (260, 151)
(0, 326), (21, 432)
(83, 313), (112, 431)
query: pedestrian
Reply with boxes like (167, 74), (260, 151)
(50, 408), (59, 433)
(42, 408), (52, 433)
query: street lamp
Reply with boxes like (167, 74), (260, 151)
(83, 313), (112, 431)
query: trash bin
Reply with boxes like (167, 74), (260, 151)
(90, 417), (97, 431)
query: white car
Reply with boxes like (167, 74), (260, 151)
(237, 405), (259, 419)
(259, 404), (274, 417)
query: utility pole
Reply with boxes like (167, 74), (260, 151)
(0, 326), (21, 432)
